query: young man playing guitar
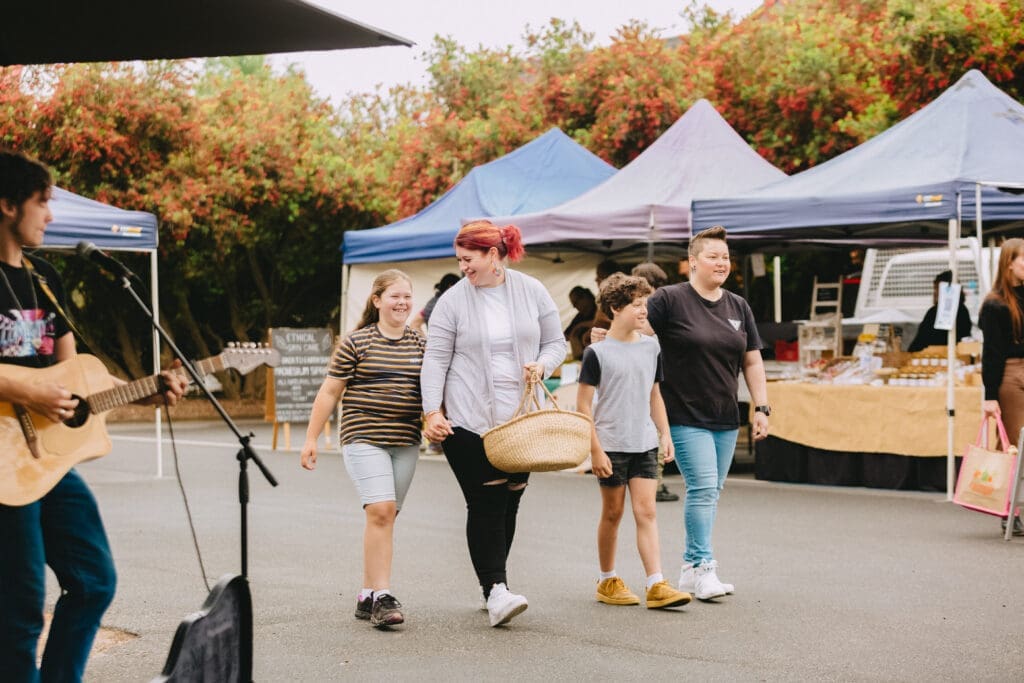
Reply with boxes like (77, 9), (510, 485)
(0, 150), (187, 682)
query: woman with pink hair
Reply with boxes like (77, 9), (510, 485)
(421, 220), (566, 627)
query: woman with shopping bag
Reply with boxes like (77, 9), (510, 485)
(979, 237), (1024, 535)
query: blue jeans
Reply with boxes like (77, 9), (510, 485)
(671, 425), (738, 566)
(0, 469), (117, 683)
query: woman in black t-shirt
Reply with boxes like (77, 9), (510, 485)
(979, 237), (1024, 536)
(647, 226), (770, 601)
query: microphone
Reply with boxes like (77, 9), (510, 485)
(76, 241), (137, 280)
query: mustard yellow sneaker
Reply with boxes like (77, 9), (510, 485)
(596, 576), (640, 605)
(645, 580), (692, 609)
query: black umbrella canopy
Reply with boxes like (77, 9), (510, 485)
(0, 0), (412, 66)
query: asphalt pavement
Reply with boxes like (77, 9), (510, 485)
(60, 419), (1024, 682)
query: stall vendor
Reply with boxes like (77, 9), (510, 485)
(907, 270), (972, 352)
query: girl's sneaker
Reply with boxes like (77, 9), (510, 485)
(370, 593), (404, 628)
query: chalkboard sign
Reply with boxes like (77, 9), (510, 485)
(269, 327), (333, 423)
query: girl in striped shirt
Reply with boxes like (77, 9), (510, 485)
(301, 269), (425, 628)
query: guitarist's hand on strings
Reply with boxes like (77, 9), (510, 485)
(26, 382), (79, 423)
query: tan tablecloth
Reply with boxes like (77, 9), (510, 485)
(767, 382), (983, 457)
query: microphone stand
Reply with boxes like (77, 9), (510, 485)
(115, 272), (278, 578)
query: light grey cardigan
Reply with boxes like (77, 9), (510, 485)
(421, 269), (567, 436)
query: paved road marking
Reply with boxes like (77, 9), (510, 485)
(111, 435), (265, 450)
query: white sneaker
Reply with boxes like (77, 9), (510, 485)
(486, 583), (528, 626)
(678, 561), (731, 600)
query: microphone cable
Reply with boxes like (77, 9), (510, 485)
(162, 393), (212, 593)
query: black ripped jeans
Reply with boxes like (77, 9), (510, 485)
(442, 427), (529, 596)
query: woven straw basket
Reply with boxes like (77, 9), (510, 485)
(482, 377), (592, 473)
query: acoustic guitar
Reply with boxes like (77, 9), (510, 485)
(0, 346), (281, 506)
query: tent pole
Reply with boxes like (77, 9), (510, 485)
(340, 264), (351, 335)
(773, 256), (782, 323)
(975, 183), (984, 292)
(946, 198), (960, 501)
(646, 208), (655, 262)
(151, 248), (163, 479)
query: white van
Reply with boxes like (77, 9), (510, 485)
(853, 239), (992, 329)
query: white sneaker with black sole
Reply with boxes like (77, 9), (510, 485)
(486, 583), (528, 626)
(678, 560), (732, 600)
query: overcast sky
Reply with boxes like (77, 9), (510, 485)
(274, 1), (763, 104)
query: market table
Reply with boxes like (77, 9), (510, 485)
(756, 382), (983, 490)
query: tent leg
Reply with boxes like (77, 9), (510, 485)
(340, 264), (351, 334)
(946, 216), (958, 501)
(773, 256), (782, 323)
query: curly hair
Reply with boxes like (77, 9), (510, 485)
(599, 273), (653, 319)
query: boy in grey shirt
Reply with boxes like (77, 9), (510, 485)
(577, 274), (692, 610)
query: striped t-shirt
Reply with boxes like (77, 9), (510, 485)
(329, 325), (426, 447)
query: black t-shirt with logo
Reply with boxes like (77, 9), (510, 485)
(647, 282), (761, 430)
(0, 255), (70, 368)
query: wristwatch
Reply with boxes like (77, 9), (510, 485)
(754, 405), (771, 417)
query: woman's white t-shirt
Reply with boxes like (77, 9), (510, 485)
(479, 283), (521, 423)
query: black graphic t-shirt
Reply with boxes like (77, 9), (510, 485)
(0, 256), (70, 368)
(647, 282), (762, 430)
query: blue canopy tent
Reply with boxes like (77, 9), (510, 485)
(41, 186), (167, 473)
(691, 70), (1024, 241)
(47, 186), (158, 248)
(339, 128), (616, 331)
(692, 69), (1024, 497)
(341, 128), (616, 264)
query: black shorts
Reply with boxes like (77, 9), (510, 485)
(597, 448), (659, 488)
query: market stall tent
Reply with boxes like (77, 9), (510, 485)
(47, 187), (158, 248)
(691, 70), (1024, 240)
(692, 69), (1024, 497)
(40, 186), (165, 471)
(341, 128), (615, 264)
(488, 99), (787, 248)
(340, 128), (617, 331)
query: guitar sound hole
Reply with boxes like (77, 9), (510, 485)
(64, 395), (91, 428)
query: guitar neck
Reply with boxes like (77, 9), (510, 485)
(87, 357), (222, 414)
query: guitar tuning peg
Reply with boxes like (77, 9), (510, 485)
(227, 341), (237, 348)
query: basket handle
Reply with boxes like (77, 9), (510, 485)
(511, 375), (564, 418)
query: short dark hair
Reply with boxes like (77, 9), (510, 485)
(631, 262), (668, 289)
(435, 273), (460, 293)
(689, 225), (728, 258)
(599, 274), (653, 319)
(0, 149), (52, 207)
(934, 270), (953, 284)
(596, 259), (623, 281)
(569, 285), (595, 301)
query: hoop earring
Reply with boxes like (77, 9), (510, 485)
(492, 264), (503, 277)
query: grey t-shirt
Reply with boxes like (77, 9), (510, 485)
(579, 334), (663, 453)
